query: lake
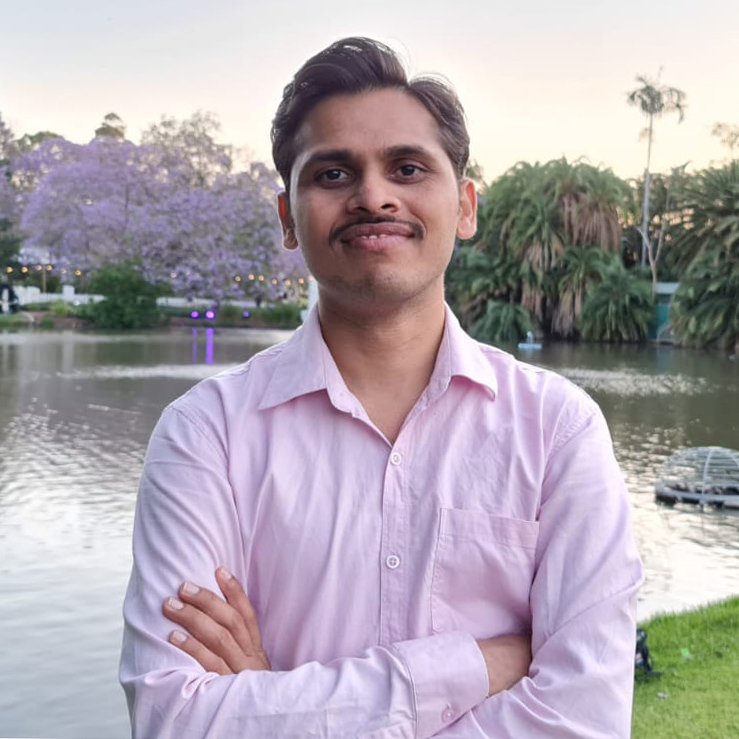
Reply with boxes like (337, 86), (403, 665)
(1, 327), (737, 738)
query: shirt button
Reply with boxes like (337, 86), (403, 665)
(390, 452), (402, 465)
(442, 705), (454, 723)
(385, 554), (401, 569)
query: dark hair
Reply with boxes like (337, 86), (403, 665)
(271, 37), (470, 191)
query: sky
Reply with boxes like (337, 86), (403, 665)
(3, 0), (738, 183)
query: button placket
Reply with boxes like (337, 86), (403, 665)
(379, 445), (408, 645)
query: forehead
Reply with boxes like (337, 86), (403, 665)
(291, 88), (448, 170)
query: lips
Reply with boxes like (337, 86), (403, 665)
(336, 221), (419, 250)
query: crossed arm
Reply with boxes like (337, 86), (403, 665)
(162, 566), (532, 696)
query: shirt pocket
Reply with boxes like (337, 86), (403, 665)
(430, 508), (539, 638)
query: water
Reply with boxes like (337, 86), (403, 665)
(0, 329), (737, 738)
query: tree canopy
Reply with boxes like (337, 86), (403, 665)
(2, 111), (306, 300)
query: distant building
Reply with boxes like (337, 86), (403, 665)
(651, 282), (680, 343)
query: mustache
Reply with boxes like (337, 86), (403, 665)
(330, 217), (423, 242)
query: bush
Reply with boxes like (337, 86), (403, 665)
(50, 301), (76, 317)
(86, 264), (163, 330)
(468, 300), (533, 344)
(669, 252), (739, 352)
(247, 303), (302, 329)
(216, 303), (243, 326)
(579, 265), (653, 342)
(0, 314), (25, 328)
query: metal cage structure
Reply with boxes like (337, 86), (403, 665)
(655, 446), (739, 508)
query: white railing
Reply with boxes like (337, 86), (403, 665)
(14, 285), (258, 310)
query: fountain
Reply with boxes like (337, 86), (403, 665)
(517, 330), (542, 350)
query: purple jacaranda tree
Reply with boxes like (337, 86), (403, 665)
(13, 114), (306, 299)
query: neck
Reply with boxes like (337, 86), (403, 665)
(317, 290), (446, 442)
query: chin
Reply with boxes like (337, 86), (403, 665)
(323, 274), (440, 310)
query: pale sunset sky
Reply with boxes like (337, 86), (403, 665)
(3, 0), (737, 183)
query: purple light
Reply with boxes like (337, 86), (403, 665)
(242, 311), (250, 318)
(190, 310), (200, 319)
(205, 309), (216, 320)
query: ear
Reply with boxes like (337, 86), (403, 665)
(277, 192), (299, 250)
(456, 179), (477, 241)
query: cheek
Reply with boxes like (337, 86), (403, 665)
(294, 197), (335, 239)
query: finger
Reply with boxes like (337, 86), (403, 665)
(167, 628), (233, 676)
(163, 595), (252, 673)
(177, 582), (256, 656)
(216, 566), (265, 653)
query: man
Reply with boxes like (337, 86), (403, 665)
(121, 37), (643, 738)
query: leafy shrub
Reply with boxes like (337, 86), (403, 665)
(86, 264), (163, 330)
(468, 300), (533, 344)
(670, 252), (739, 352)
(579, 265), (653, 342)
(50, 301), (76, 317)
(216, 303), (243, 326)
(249, 303), (302, 329)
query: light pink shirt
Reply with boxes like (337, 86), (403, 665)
(121, 305), (643, 738)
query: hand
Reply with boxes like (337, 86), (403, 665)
(162, 566), (271, 675)
(476, 634), (532, 696)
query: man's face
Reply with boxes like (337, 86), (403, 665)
(278, 88), (477, 311)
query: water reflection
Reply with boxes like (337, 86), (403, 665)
(0, 330), (737, 738)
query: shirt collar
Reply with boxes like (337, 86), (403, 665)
(433, 304), (498, 401)
(258, 303), (497, 411)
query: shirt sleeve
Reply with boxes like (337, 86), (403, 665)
(120, 404), (489, 739)
(433, 403), (644, 738)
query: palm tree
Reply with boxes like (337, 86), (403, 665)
(670, 251), (739, 352)
(551, 247), (613, 338)
(579, 264), (653, 342)
(672, 162), (739, 271)
(669, 161), (739, 352)
(469, 299), (533, 344)
(472, 159), (629, 331)
(627, 73), (687, 266)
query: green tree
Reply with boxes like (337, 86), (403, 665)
(463, 158), (629, 333)
(0, 113), (16, 165)
(579, 264), (653, 342)
(626, 72), (687, 266)
(468, 299), (533, 344)
(628, 163), (691, 291)
(670, 252), (739, 352)
(0, 218), (21, 271)
(671, 162), (739, 273)
(16, 130), (64, 153)
(550, 247), (612, 338)
(86, 263), (164, 330)
(669, 161), (739, 351)
(95, 112), (126, 140)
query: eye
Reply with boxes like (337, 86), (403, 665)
(317, 168), (349, 183)
(396, 163), (423, 178)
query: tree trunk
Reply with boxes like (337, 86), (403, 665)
(640, 115), (654, 266)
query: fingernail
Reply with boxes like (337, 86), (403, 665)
(168, 597), (184, 610)
(218, 566), (233, 580)
(182, 581), (199, 596)
(170, 630), (187, 645)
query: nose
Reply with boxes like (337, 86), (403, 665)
(346, 169), (399, 215)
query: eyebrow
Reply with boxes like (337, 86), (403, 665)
(301, 145), (437, 171)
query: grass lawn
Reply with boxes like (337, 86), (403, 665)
(632, 596), (739, 738)
(0, 313), (27, 327)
